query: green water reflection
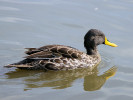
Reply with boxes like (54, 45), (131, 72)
(5, 66), (117, 91)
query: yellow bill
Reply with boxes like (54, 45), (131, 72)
(105, 37), (118, 47)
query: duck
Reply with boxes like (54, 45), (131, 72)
(5, 29), (117, 70)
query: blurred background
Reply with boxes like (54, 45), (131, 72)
(0, 0), (133, 100)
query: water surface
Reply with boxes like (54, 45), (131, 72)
(0, 0), (133, 100)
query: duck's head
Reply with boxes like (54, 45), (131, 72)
(84, 29), (117, 55)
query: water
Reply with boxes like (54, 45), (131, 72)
(0, 0), (133, 100)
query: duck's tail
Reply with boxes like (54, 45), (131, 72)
(4, 59), (34, 68)
(4, 64), (33, 68)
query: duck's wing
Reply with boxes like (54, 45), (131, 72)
(25, 45), (83, 59)
(25, 45), (57, 55)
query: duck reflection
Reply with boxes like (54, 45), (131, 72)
(5, 66), (117, 91)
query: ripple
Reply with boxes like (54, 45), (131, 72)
(105, 79), (133, 88)
(0, 17), (32, 23)
(0, 0), (62, 5)
(62, 23), (84, 28)
(68, 91), (106, 100)
(0, 6), (19, 11)
(107, 95), (133, 100)
(118, 66), (133, 74)
(106, 4), (127, 10)
(0, 40), (23, 46)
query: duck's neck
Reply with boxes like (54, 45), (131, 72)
(84, 41), (98, 55)
(86, 47), (98, 55)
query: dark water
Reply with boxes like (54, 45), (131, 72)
(0, 0), (133, 100)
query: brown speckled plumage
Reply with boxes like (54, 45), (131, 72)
(5, 29), (117, 70)
(6, 45), (100, 70)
